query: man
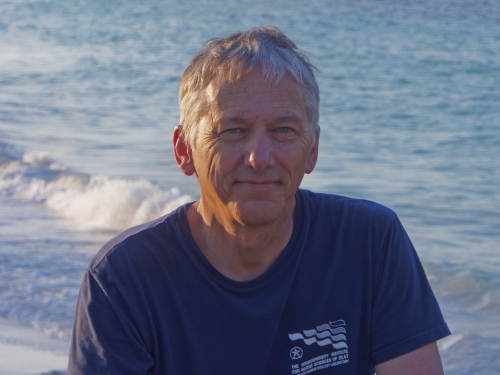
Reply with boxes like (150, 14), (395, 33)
(69, 26), (450, 374)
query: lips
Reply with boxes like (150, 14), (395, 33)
(236, 180), (279, 189)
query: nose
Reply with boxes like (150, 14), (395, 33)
(244, 129), (275, 171)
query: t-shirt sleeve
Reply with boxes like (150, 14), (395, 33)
(68, 267), (154, 375)
(370, 215), (451, 365)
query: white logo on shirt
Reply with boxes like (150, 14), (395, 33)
(288, 320), (348, 349)
(290, 347), (303, 359)
(289, 320), (349, 374)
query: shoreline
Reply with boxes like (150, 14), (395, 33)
(0, 341), (67, 375)
(0, 318), (68, 375)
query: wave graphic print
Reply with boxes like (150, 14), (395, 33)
(289, 320), (348, 349)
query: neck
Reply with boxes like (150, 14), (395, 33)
(186, 198), (295, 281)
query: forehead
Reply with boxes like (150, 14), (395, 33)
(205, 69), (308, 123)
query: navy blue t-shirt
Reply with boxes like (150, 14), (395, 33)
(68, 189), (450, 375)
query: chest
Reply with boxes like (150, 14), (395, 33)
(146, 248), (374, 375)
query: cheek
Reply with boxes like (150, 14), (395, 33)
(205, 153), (231, 184)
(277, 141), (311, 164)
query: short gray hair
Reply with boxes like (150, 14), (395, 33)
(179, 26), (320, 145)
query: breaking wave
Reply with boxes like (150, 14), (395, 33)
(0, 143), (192, 231)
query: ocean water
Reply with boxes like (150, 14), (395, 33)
(1, 0), (499, 373)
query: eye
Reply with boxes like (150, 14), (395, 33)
(220, 127), (248, 141)
(272, 126), (296, 140)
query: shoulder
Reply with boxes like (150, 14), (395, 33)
(296, 189), (404, 256)
(297, 189), (398, 226)
(89, 203), (192, 275)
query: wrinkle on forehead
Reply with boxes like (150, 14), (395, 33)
(209, 75), (305, 114)
(206, 68), (303, 101)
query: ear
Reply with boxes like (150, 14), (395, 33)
(305, 126), (320, 174)
(173, 125), (196, 176)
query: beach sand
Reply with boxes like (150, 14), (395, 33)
(0, 318), (68, 375)
(0, 341), (67, 375)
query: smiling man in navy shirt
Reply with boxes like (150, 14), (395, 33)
(69, 26), (450, 375)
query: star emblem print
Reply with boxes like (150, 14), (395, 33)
(290, 346), (303, 359)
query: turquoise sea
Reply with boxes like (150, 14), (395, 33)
(1, 0), (499, 373)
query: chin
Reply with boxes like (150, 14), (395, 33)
(229, 200), (288, 227)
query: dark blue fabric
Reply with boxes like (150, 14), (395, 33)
(68, 189), (450, 375)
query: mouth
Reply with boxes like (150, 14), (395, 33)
(236, 180), (279, 189)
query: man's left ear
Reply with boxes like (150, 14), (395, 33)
(305, 126), (320, 174)
(173, 125), (196, 176)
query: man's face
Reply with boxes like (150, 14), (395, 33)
(186, 68), (319, 227)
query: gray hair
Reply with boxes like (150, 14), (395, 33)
(178, 26), (320, 145)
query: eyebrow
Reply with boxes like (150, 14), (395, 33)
(220, 115), (302, 126)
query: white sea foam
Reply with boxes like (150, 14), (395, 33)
(0, 146), (192, 231)
(46, 175), (191, 231)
